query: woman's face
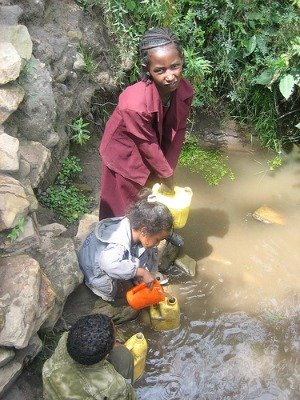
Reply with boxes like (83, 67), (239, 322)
(138, 229), (171, 249)
(145, 43), (184, 99)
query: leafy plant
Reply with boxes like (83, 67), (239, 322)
(267, 155), (284, 171)
(56, 156), (82, 185)
(7, 217), (25, 241)
(179, 134), (235, 185)
(78, 44), (98, 74)
(100, 0), (300, 152)
(38, 157), (91, 224)
(69, 117), (91, 145)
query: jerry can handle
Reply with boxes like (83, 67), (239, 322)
(132, 281), (147, 294)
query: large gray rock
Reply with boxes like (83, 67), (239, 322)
(0, 5), (23, 26)
(0, 42), (22, 84)
(0, 83), (25, 124)
(0, 254), (55, 348)
(0, 132), (19, 172)
(40, 236), (84, 328)
(11, 56), (59, 148)
(0, 174), (30, 230)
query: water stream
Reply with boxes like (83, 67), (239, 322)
(123, 149), (300, 400)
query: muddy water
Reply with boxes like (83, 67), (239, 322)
(124, 150), (300, 400)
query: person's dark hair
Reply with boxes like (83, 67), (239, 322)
(67, 314), (115, 365)
(127, 198), (173, 236)
(139, 27), (184, 80)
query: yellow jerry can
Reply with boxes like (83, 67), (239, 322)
(124, 332), (148, 382)
(148, 184), (193, 229)
(149, 296), (180, 331)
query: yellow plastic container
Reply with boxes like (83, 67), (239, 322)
(149, 184), (193, 229)
(149, 296), (180, 331)
(124, 332), (148, 381)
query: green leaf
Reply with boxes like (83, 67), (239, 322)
(254, 69), (274, 86)
(279, 74), (295, 100)
(244, 35), (256, 57)
(296, 122), (300, 129)
(125, 0), (136, 11)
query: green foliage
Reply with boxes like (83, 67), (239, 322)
(79, 44), (98, 74)
(38, 157), (90, 224)
(100, 0), (300, 152)
(179, 134), (235, 185)
(56, 156), (83, 185)
(267, 155), (284, 171)
(69, 117), (91, 145)
(7, 217), (25, 241)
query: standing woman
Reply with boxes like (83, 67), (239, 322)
(99, 27), (195, 219)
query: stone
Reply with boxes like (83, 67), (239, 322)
(174, 253), (197, 276)
(39, 223), (67, 238)
(0, 348), (15, 368)
(0, 42), (22, 84)
(0, 5), (23, 25)
(40, 237), (84, 329)
(12, 56), (59, 148)
(0, 216), (40, 255)
(0, 83), (25, 124)
(0, 335), (42, 398)
(0, 25), (32, 63)
(75, 213), (98, 250)
(0, 254), (49, 348)
(252, 205), (285, 225)
(0, 132), (19, 172)
(19, 140), (51, 188)
(0, 174), (30, 230)
(157, 240), (180, 272)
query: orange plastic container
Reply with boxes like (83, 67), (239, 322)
(126, 280), (166, 310)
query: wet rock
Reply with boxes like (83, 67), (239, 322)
(0, 132), (19, 172)
(174, 253), (197, 276)
(158, 240), (180, 272)
(0, 254), (55, 348)
(0, 42), (22, 84)
(252, 205), (285, 225)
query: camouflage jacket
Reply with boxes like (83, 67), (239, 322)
(42, 332), (137, 400)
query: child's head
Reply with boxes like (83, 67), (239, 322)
(67, 314), (115, 365)
(127, 199), (173, 248)
(139, 27), (184, 98)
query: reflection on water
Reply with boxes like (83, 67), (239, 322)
(125, 150), (300, 400)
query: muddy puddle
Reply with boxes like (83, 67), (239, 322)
(121, 149), (300, 400)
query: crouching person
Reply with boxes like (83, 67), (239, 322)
(42, 314), (137, 400)
(78, 199), (173, 302)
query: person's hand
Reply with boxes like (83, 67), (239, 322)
(160, 176), (175, 195)
(136, 267), (155, 289)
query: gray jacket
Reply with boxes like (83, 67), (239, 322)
(78, 217), (158, 299)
